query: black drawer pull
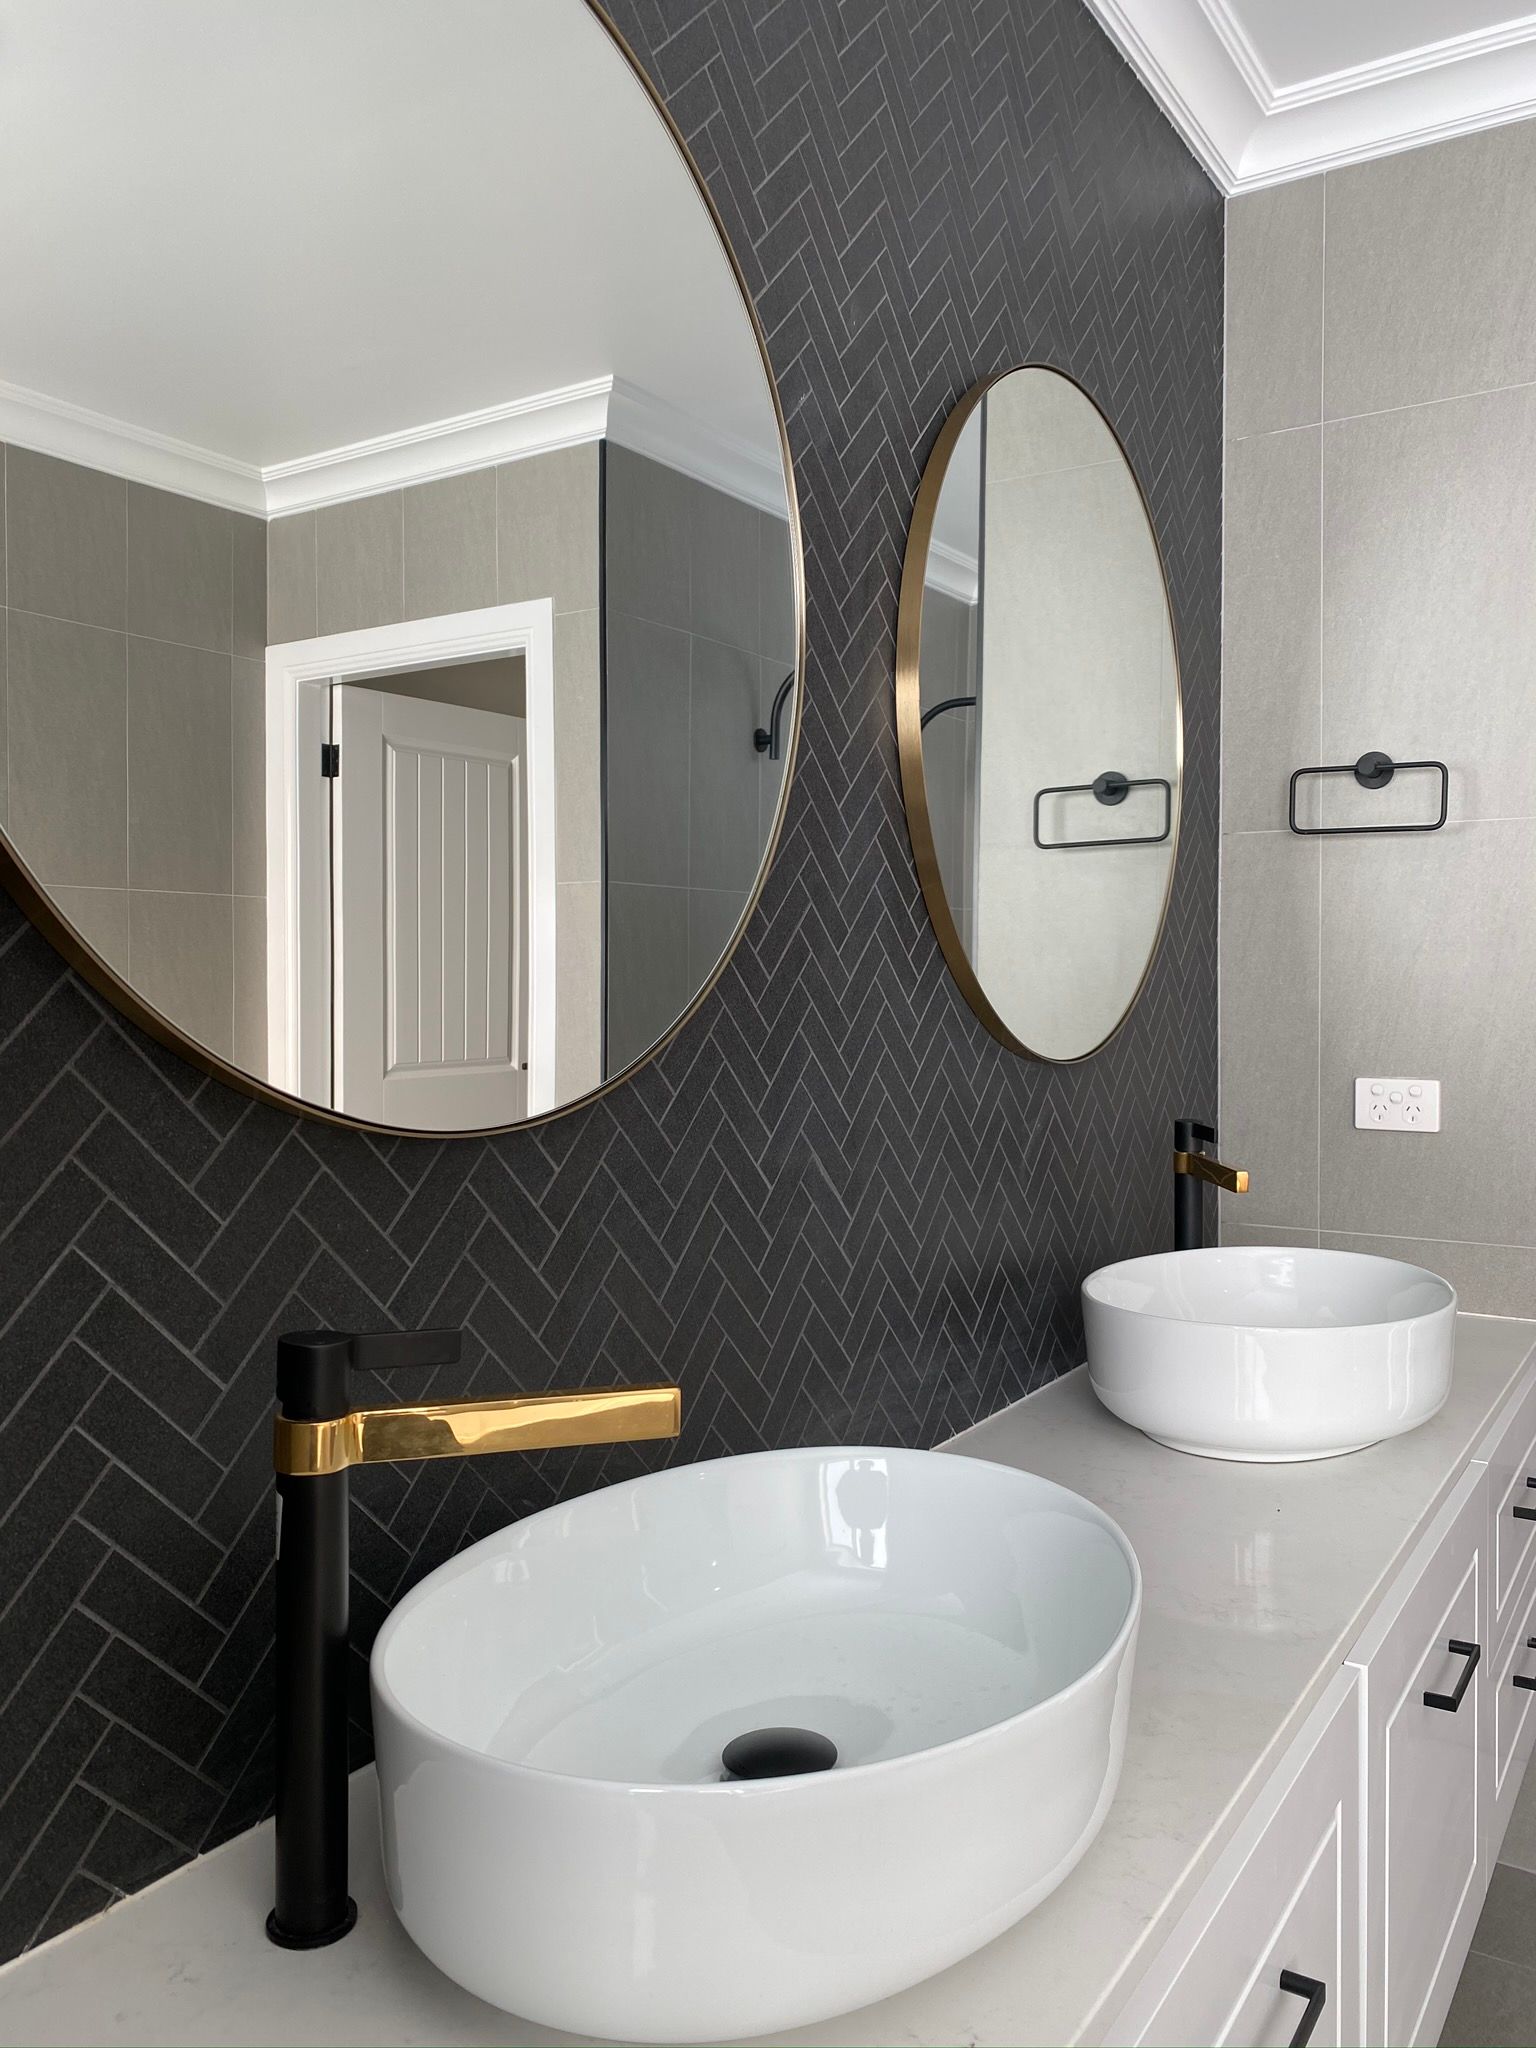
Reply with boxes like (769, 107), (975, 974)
(1424, 1638), (1481, 1711)
(1514, 1638), (1536, 1692)
(1513, 1478), (1536, 1522)
(1279, 1969), (1327, 2048)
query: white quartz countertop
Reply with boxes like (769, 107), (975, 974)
(3, 1313), (1533, 2048)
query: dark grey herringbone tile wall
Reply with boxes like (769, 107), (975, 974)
(0, 0), (1222, 1959)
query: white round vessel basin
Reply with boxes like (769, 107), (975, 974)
(1083, 1246), (1456, 1462)
(370, 1445), (1140, 2042)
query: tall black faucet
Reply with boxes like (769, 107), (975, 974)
(1172, 1118), (1249, 1252)
(265, 1326), (682, 1950)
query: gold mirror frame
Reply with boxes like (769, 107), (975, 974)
(894, 363), (1184, 1065)
(0, 0), (805, 1140)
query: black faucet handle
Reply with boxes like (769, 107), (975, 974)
(276, 1327), (463, 1419)
(350, 1328), (462, 1373)
(1175, 1117), (1217, 1151)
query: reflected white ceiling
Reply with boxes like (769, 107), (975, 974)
(1079, 0), (1536, 189)
(0, 0), (778, 507)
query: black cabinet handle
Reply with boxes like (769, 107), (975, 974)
(1279, 1969), (1326, 2048)
(1513, 1478), (1536, 1522)
(1514, 1637), (1536, 1692)
(1424, 1638), (1481, 1711)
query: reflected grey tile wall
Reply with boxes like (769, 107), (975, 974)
(0, 449), (265, 1067)
(604, 444), (794, 1073)
(1220, 119), (1536, 1312)
(917, 586), (978, 942)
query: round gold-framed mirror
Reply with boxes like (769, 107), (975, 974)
(895, 365), (1182, 1064)
(0, 0), (802, 1137)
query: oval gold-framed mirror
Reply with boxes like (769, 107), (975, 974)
(895, 365), (1182, 1064)
(0, 0), (802, 1138)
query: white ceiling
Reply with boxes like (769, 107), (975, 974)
(1079, 0), (1536, 190)
(0, 0), (781, 511)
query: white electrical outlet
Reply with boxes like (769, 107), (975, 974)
(1354, 1079), (1441, 1132)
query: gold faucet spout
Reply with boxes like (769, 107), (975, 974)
(1172, 1150), (1249, 1195)
(274, 1382), (681, 1478)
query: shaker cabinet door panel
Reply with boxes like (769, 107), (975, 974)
(1475, 1367), (1536, 1636)
(1347, 1462), (1487, 2048)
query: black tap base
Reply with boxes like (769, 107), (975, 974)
(265, 1899), (358, 1950)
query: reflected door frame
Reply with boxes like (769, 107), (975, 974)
(263, 600), (558, 1117)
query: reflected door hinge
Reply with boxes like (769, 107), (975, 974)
(320, 742), (340, 778)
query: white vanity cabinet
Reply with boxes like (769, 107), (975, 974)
(1102, 1358), (1536, 2048)
(1103, 1671), (1362, 2048)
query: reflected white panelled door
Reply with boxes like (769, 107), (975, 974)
(334, 685), (528, 1129)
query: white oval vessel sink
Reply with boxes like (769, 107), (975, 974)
(371, 1444), (1140, 2043)
(1083, 1245), (1456, 1462)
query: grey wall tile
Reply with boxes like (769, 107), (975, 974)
(1226, 178), (1324, 439)
(317, 493), (403, 636)
(267, 513), (316, 644)
(1223, 429), (1320, 833)
(1319, 820), (1536, 1247)
(402, 469), (496, 620)
(231, 658), (266, 899)
(1219, 1218), (1321, 1248)
(688, 886), (748, 990)
(231, 516), (267, 663)
(1325, 121), (1536, 420)
(605, 612), (689, 888)
(1322, 386), (1536, 825)
(915, 590), (973, 917)
(0, 445), (7, 607)
(689, 479), (759, 652)
(497, 445), (598, 615)
(49, 887), (130, 976)
(7, 450), (126, 631)
(231, 896), (267, 1082)
(606, 882), (688, 1075)
(987, 369), (1121, 479)
(689, 637), (764, 891)
(1318, 1231), (1536, 1320)
(553, 880), (601, 1104)
(553, 610), (601, 886)
(1220, 831), (1319, 1229)
(126, 485), (231, 654)
(7, 611), (127, 886)
(759, 509), (795, 665)
(604, 444), (690, 631)
(127, 641), (231, 895)
(128, 891), (233, 1060)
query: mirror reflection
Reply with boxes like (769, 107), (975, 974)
(0, 0), (797, 1131)
(901, 367), (1180, 1062)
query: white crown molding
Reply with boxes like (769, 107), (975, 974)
(0, 379), (267, 513)
(605, 378), (789, 519)
(258, 378), (615, 516)
(1081, 0), (1536, 193)
(0, 371), (788, 523)
(925, 541), (979, 607)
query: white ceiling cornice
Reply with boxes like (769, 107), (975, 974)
(1080, 0), (1536, 191)
(0, 378), (269, 514)
(0, 374), (786, 522)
